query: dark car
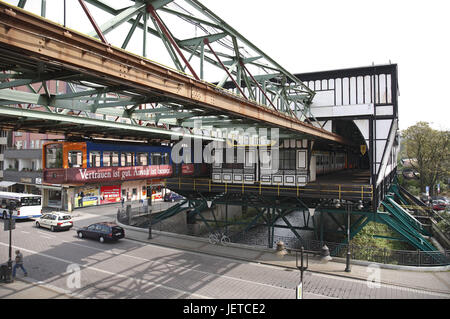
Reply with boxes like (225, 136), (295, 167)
(77, 222), (125, 243)
(164, 192), (184, 202)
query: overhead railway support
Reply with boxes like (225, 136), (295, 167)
(0, 2), (444, 259)
(0, 1), (346, 145)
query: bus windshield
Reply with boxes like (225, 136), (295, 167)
(20, 197), (42, 207)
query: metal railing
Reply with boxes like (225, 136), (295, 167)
(117, 203), (450, 267)
(164, 177), (373, 200)
(229, 231), (450, 267)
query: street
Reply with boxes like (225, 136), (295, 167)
(0, 206), (448, 299)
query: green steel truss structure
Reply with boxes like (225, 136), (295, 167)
(1, 0), (320, 141)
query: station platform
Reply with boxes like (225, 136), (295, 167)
(165, 169), (373, 202)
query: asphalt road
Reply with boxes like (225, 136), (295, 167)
(0, 209), (448, 300)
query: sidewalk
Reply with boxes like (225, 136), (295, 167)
(118, 223), (450, 295)
(0, 278), (73, 299)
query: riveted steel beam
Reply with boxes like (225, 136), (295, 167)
(0, 2), (350, 145)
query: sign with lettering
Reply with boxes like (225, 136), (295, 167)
(296, 282), (303, 299)
(47, 165), (173, 184)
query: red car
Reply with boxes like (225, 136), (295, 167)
(432, 200), (447, 211)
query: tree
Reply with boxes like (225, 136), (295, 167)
(401, 122), (450, 197)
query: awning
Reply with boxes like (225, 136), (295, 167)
(37, 184), (63, 191)
(0, 181), (16, 188)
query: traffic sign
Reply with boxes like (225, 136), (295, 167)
(4, 219), (15, 231)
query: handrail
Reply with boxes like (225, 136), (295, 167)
(166, 177), (373, 199)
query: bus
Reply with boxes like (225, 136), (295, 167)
(0, 192), (43, 219)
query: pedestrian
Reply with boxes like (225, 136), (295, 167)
(121, 197), (125, 208)
(12, 250), (28, 279)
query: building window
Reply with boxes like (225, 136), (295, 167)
(68, 151), (83, 168)
(45, 143), (63, 168)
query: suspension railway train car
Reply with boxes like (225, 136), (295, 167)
(42, 140), (207, 184)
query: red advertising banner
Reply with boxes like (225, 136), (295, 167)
(64, 165), (173, 184)
(181, 164), (194, 175)
(100, 185), (121, 204)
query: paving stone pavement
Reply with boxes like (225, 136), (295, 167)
(1, 203), (449, 299)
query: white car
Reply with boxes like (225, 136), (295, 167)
(36, 212), (73, 232)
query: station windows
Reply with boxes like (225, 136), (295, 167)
(137, 152), (148, 166)
(121, 152), (134, 166)
(279, 149), (296, 170)
(68, 151), (83, 168)
(89, 151), (101, 167)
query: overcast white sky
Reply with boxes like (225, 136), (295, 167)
(5, 0), (450, 131)
(200, 0), (450, 131)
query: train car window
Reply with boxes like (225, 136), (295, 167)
(151, 153), (161, 165)
(111, 152), (119, 166)
(137, 153), (148, 166)
(68, 151), (83, 168)
(90, 151), (101, 167)
(161, 153), (169, 165)
(45, 143), (63, 168)
(121, 152), (134, 166)
(103, 152), (111, 167)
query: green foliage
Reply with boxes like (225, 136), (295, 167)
(351, 222), (411, 251)
(401, 122), (450, 196)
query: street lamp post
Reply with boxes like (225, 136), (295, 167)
(345, 203), (352, 272)
(5, 201), (17, 283)
(295, 246), (308, 299)
(148, 185), (152, 239)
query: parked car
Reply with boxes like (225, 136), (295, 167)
(164, 192), (184, 202)
(432, 196), (449, 205)
(77, 222), (125, 243)
(36, 212), (73, 232)
(432, 200), (447, 211)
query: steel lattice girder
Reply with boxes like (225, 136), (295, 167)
(0, 1), (350, 145)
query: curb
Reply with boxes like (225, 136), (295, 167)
(11, 277), (78, 299)
(118, 221), (450, 272)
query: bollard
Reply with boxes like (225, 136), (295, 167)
(320, 245), (332, 263)
(275, 240), (287, 257)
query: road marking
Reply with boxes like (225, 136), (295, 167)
(0, 242), (211, 299)
(20, 231), (30, 234)
(60, 239), (295, 293)
(36, 231), (58, 239)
